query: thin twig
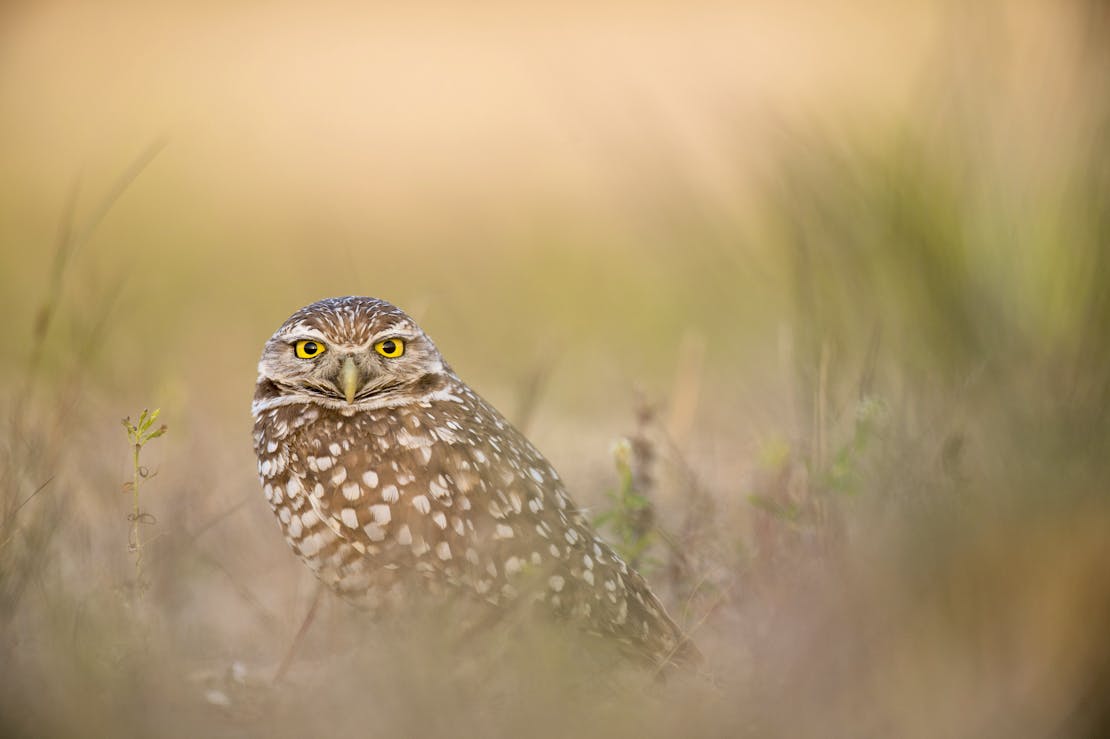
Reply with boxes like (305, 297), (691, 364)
(184, 495), (253, 544)
(651, 580), (735, 683)
(8, 475), (55, 520)
(514, 357), (553, 437)
(273, 583), (325, 683)
(193, 550), (284, 630)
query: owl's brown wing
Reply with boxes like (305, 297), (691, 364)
(283, 389), (695, 667)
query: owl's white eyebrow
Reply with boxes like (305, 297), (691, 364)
(367, 329), (416, 345)
(285, 329), (329, 342)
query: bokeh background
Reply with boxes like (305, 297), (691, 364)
(2, 1), (1109, 736)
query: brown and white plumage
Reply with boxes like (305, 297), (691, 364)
(252, 296), (695, 667)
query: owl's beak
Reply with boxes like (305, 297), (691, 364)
(340, 356), (362, 403)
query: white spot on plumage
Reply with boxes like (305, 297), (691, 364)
(342, 482), (361, 501)
(361, 470), (379, 488)
(412, 495), (431, 515)
(300, 533), (321, 556)
(381, 485), (399, 503)
(340, 508), (359, 529)
(370, 504), (391, 524)
(549, 575), (565, 592)
(432, 511), (447, 529)
(436, 541), (452, 560)
(331, 467), (347, 485)
(494, 524), (515, 540)
(395, 428), (422, 448)
(397, 524), (413, 545)
(328, 442), (342, 456)
(363, 523), (386, 542)
(504, 556), (523, 575)
(316, 456), (334, 471)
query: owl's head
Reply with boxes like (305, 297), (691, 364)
(255, 296), (449, 411)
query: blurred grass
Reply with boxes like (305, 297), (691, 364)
(2, 0), (1110, 737)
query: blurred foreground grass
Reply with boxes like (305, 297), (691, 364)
(2, 1), (1110, 737)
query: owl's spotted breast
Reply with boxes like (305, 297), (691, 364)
(253, 296), (696, 668)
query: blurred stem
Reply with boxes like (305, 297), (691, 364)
(123, 409), (165, 599)
(131, 441), (143, 589)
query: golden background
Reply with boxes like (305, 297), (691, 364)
(2, 1), (1107, 736)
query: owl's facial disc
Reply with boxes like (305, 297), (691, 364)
(258, 331), (446, 405)
(255, 297), (451, 411)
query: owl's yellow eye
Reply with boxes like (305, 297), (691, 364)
(294, 340), (326, 359)
(374, 338), (405, 358)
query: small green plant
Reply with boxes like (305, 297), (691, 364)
(747, 435), (801, 523)
(594, 438), (656, 569)
(746, 395), (889, 566)
(823, 395), (887, 496)
(122, 408), (167, 594)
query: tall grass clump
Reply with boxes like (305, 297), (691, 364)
(721, 14), (1110, 730)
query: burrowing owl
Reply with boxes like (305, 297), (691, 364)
(253, 296), (695, 667)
